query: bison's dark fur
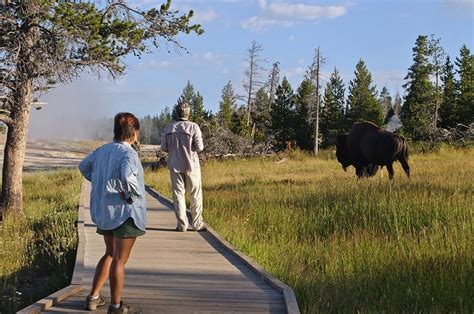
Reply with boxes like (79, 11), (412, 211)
(336, 122), (410, 180)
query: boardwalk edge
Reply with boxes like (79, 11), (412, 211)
(17, 180), (89, 313)
(145, 185), (301, 314)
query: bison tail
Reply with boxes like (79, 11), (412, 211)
(400, 136), (409, 160)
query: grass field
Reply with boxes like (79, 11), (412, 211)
(0, 170), (82, 312)
(146, 146), (474, 313)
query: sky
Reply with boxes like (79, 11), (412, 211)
(29, 0), (473, 139)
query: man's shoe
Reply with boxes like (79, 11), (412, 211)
(85, 294), (106, 310)
(196, 227), (207, 232)
(107, 301), (130, 314)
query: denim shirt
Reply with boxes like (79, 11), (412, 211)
(79, 142), (146, 231)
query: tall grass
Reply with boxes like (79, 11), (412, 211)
(0, 170), (81, 313)
(146, 146), (474, 313)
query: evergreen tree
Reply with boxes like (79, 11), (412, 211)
(191, 92), (207, 125)
(178, 80), (195, 119)
(346, 59), (383, 127)
(320, 68), (345, 147)
(295, 79), (315, 150)
(379, 86), (393, 124)
(140, 115), (153, 144)
(428, 35), (446, 129)
(218, 81), (236, 128)
(393, 92), (402, 116)
(455, 44), (474, 126)
(270, 77), (297, 151)
(401, 35), (435, 140)
(252, 87), (272, 143)
(439, 56), (458, 128)
(231, 106), (251, 137)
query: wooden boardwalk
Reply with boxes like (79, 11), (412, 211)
(20, 181), (298, 313)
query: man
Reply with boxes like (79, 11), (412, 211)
(161, 101), (206, 232)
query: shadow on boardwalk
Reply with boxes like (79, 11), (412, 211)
(19, 180), (298, 313)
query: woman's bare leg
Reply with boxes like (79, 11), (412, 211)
(90, 235), (114, 296)
(109, 237), (136, 304)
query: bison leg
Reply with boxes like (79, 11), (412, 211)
(399, 158), (410, 178)
(387, 163), (395, 180)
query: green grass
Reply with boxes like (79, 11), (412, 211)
(146, 146), (474, 313)
(0, 170), (82, 313)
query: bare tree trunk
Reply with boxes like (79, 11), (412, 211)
(313, 48), (321, 155)
(1, 79), (32, 218)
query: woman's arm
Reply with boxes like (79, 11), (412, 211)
(119, 154), (141, 203)
(78, 152), (94, 181)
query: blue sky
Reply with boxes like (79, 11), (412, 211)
(30, 0), (473, 138)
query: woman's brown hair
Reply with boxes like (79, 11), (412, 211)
(114, 112), (140, 142)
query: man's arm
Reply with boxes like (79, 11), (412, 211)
(192, 124), (204, 153)
(161, 133), (169, 153)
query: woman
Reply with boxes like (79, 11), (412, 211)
(79, 112), (146, 314)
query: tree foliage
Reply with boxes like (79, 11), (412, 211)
(0, 0), (203, 217)
(455, 45), (474, 126)
(320, 68), (345, 147)
(270, 77), (296, 151)
(401, 35), (436, 140)
(346, 59), (383, 127)
(218, 81), (235, 128)
(295, 78), (314, 150)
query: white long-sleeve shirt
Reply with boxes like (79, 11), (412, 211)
(161, 119), (204, 173)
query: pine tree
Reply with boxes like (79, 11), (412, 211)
(439, 56), (457, 128)
(178, 81), (195, 119)
(252, 87), (271, 143)
(393, 92), (402, 116)
(270, 77), (297, 151)
(379, 86), (393, 125)
(455, 44), (474, 126)
(346, 59), (383, 127)
(218, 81), (236, 128)
(231, 106), (251, 137)
(428, 35), (446, 129)
(401, 35), (435, 140)
(191, 92), (207, 125)
(320, 68), (345, 147)
(295, 79), (315, 150)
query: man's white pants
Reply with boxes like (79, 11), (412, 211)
(169, 168), (204, 231)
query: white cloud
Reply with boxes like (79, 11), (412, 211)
(192, 9), (218, 23)
(146, 60), (175, 69)
(241, 16), (294, 32)
(194, 52), (232, 64)
(282, 66), (306, 79)
(269, 3), (347, 20)
(241, 1), (348, 32)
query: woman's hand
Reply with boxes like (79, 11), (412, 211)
(119, 191), (133, 204)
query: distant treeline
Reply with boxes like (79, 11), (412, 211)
(105, 35), (474, 154)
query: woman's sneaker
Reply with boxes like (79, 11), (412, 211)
(84, 294), (106, 310)
(107, 301), (136, 314)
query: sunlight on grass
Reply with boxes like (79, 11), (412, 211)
(0, 170), (82, 312)
(146, 147), (474, 312)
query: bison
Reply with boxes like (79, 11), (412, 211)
(336, 122), (410, 180)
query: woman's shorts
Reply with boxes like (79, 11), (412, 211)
(96, 218), (145, 238)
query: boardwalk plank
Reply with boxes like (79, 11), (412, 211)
(29, 180), (293, 314)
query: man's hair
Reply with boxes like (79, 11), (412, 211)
(175, 101), (191, 119)
(114, 112), (140, 142)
